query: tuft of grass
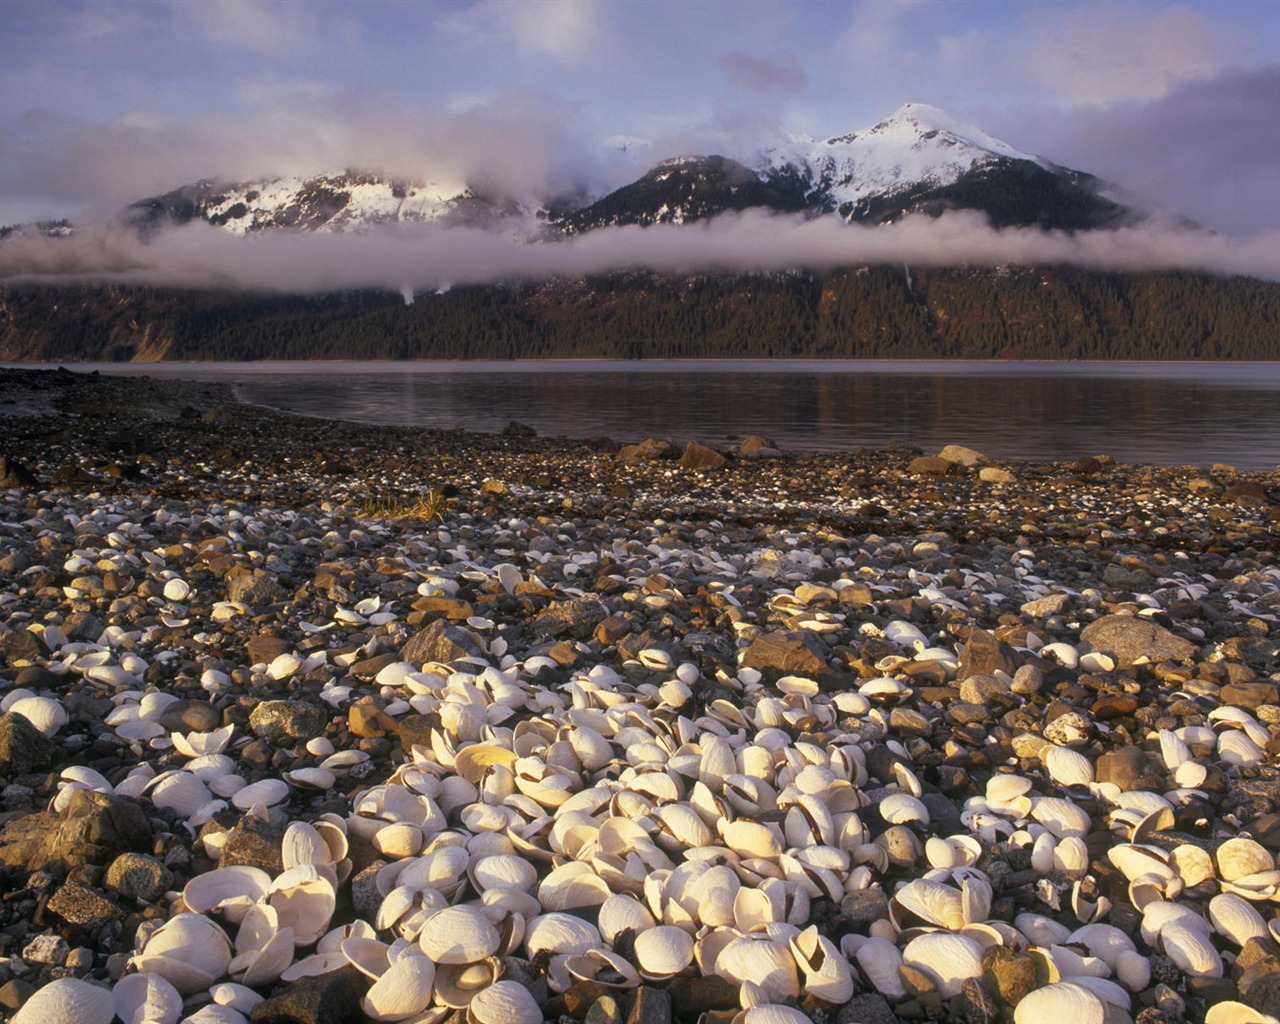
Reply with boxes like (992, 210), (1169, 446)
(358, 487), (448, 523)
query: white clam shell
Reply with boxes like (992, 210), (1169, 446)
(9, 696), (68, 737)
(633, 925), (695, 980)
(467, 979), (542, 1024)
(361, 951), (436, 1022)
(1210, 893), (1269, 947)
(12, 978), (112, 1024)
(419, 905), (501, 963)
(232, 777), (290, 811)
(183, 866), (272, 922)
(901, 932), (984, 999)
(1013, 982), (1106, 1024)
(134, 912), (233, 994)
(1042, 745), (1094, 787)
(112, 972), (183, 1024)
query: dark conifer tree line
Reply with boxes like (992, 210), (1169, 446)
(1, 266), (1277, 362)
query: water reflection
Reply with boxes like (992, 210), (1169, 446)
(68, 361), (1280, 470)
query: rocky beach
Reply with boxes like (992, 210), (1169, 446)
(0, 365), (1277, 1024)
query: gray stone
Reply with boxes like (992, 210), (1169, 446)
(957, 629), (1014, 680)
(1079, 613), (1197, 668)
(1021, 592), (1070, 617)
(529, 598), (610, 640)
(0, 712), (56, 776)
(959, 674), (1011, 704)
(227, 567), (288, 606)
(22, 934), (69, 966)
(105, 852), (173, 902)
(46, 882), (121, 929)
(249, 700), (327, 744)
(219, 814), (285, 874)
(157, 699), (221, 733)
(249, 966), (368, 1024)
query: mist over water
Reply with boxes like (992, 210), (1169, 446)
(82, 360), (1280, 471)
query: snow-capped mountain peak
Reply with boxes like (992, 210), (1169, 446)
(756, 101), (1055, 221)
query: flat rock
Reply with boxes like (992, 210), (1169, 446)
(957, 629), (1014, 680)
(1080, 614), (1197, 668)
(740, 630), (829, 678)
(249, 700), (327, 744)
(401, 617), (485, 664)
(46, 881), (121, 929)
(677, 442), (727, 472)
(0, 789), (151, 873)
(250, 966), (368, 1024)
(227, 567), (289, 606)
(937, 444), (988, 466)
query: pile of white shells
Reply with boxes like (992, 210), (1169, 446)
(10, 634), (1276, 1024)
(3, 396), (1280, 1024)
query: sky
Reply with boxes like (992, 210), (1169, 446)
(0, 0), (1278, 289)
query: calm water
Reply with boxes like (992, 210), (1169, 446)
(65, 360), (1280, 470)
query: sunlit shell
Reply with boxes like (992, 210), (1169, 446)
(790, 925), (854, 1004)
(361, 951), (436, 1022)
(1013, 983), (1106, 1024)
(634, 925), (696, 980)
(524, 912), (602, 957)
(133, 913), (233, 994)
(11, 978), (112, 1024)
(9, 696), (69, 737)
(1042, 745), (1094, 788)
(1161, 920), (1224, 978)
(419, 906), (501, 964)
(183, 866), (272, 922)
(467, 979), (542, 1024)
(1217, 837), (1276, 882)
(901, 933), (984, 999)
(565, 948), (642, 990)
(1209, 893), (1269, 947)
(111, 972), (183, 1024)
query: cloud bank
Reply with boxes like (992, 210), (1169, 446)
(2, 211), (1277, 295)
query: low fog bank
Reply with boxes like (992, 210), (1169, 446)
(2, 210), (1278, 294)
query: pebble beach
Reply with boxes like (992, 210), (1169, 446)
(0, 365), (1277, 1024)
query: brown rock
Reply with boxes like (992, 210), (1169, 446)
(1079, 614), (1197, 668)
(246, 635), (290, 666)
(396, 714), (435, 752)
(677, 442), (727, 472)
(982, 945), (1039, 1007)
(740, 630), (829, 678)
(1222, 681), (1280, 711)
(957, 629), (1015, 680)
(1091, 694), (1139, 719)
(348, 702), (398, 739)
(1096, 745), (1162, 791)
(401, 618), (484, 665)
(907, 455), (955, 475)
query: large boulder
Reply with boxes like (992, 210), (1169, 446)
(0, 789), (151, 873)
(740, 631), (829, 679)
(1079, 614), (1197, 668)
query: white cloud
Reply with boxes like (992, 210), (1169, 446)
(442, 0), (608, 65)
(168, 0), (322, 57)
(1019, 4), (1241, 106)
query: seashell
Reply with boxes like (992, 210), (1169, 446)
(1217, 837), (1276, 882)
(720, 820), (783, 859)
(1043, 745), (1094, 787)
(419, 905), (501, 964)
(853, 936), (906, 999)
(715, 936), (800, 1001)
(901, 933), (984, 999)
(1066, 924), (1136, 970)
(1115, 949), (1151, 992)
(1107, 844), (1175, 883)
(361, 950), (436, 1022)
(470, 853), (538, 893)
(183, 866), (272, 922)
(524, 912), (602, 957)
(1161, 920), (1224, 978)
(634, 924), (696, 980)
(1013, 982), (1106, 1024)
(733, 1007), (812, 1024)
(790, 925), (854, 1004)
(112, 972), (183, 1024)
(1205, 1002), (1280, 1024)
(9, 696), (69, 736)
(163, 578), (192, 601)
(373, 822), (424, 860)
(566, 948), (642, 989)
(12, 978), (112, 1024)
(232, 777), (290, 811)
(267, 866), (336, 947)
(1209, 893), (1269, 948)
(133, 912), (233, 994)
(879, 792), (929, 825)
(1030, 796), (1091, 838)
(598, 893), (657, 945)
(1219, 730), (1265, 767)
(454, 743), (518, 784)
(284, 766), (336, 791)
(467, 979), (542, 1024)
(147, 773), (215, 819)
(891, 878), (964, 931)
